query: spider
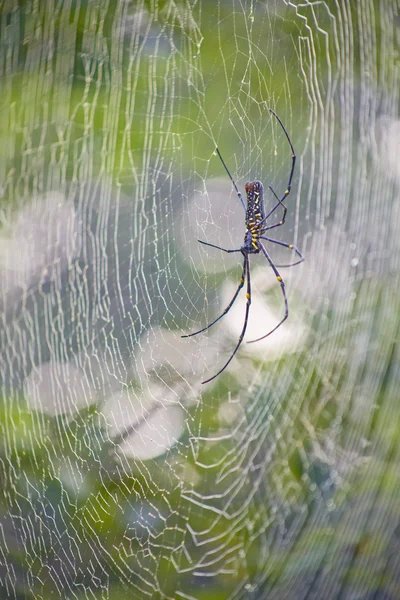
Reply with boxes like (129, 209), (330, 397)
(183, 109), (304, 384)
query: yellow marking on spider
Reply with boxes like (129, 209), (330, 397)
(240, 278), (244, 284)
(277, 276), (282, 282)
(246, 293), (250, 300)
(252, 241), (258, 249)
(289, 245), (293, 249)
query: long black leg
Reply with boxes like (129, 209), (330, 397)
(259, 236), (304, 267)
(257, 192), (287, 235)
(182, 255), (247, 339)
(215, 148), (246, 212)
(256, 110), (296, 232)
(269, 109), (296, 202)
(202, 254), (251, 384)
(198, 239), (242, 253)
(264, 186), (287, 222)
(247, 243), (288, 344)
(259, 186), (288, 232)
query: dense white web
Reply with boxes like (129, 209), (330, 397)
(0, 1), (399, 599)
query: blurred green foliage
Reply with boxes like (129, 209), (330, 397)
(0, 275), (399, 598)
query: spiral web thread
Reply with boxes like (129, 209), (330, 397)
(0, 1), (399, 598)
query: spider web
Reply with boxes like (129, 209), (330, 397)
(0, 1), (400, 599)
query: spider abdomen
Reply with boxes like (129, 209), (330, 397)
(245, 180), (266, 225)
(243, 180), (265, 251)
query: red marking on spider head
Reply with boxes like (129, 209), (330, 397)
(246, 181), (262, 195)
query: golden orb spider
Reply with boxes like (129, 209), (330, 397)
(183, 110), (304, 384)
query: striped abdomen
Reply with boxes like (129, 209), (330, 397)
(244, 180), (265, 250)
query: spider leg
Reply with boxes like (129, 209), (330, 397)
(269, 109), (296, 199)
(247, 242), (288, 344)
(256, 110), (296, 231)
(256, 188), (287, 235)
(215, 148), (246, 212)
(266, 186), (287, 221)
(198, 239), (242, 253)
(182, 254), (247, 339)
(257, 111), (296, 233)
(259, 236), (304, 267)
(262, 186), (288, 232)
(202, 254), (251, 384)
